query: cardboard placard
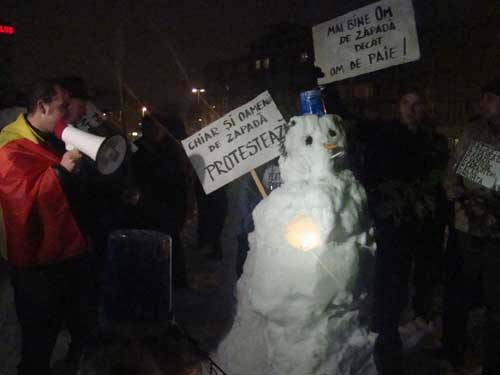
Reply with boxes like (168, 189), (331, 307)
(182, 91), (286, 194)
(313, 0), (420, 84)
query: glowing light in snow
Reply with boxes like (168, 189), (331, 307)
(285, 213), (321, 251)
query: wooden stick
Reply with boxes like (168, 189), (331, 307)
(250, 169), (267, 199)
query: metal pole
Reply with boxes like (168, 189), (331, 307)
(114, 0), (128, 135)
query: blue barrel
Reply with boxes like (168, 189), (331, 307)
(300, 89), (326, 116)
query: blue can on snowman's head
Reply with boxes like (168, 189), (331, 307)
(300, 89), (326, 116)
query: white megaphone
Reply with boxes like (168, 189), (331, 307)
(54, 120), (127, 175)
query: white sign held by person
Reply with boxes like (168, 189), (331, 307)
(313, 0), (420, 84)
(182, 91), (287, 194)
(456, 141), (500, 191)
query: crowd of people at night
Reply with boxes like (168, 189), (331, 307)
(0, 73), (499, 375)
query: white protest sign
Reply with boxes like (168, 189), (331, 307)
(456, 141), (500, 191)
(182, 91), (287, 194)
(313, 0), (420, 84)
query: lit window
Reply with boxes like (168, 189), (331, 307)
(300, 52), (309, 62)
(255, 59), (262, 70)
(263, 58), (270, 69)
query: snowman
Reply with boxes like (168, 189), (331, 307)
(212, 114), (376, 375)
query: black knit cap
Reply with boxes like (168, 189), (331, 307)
(483, 75), (500, 98)
(60, 77), (90, 100)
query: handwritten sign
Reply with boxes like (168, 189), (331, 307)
(313, 0), (420, 84)
(456, 141), (500, 190)
(182, 91), (286, 194)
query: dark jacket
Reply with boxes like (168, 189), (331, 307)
(359, 118), (449, 229)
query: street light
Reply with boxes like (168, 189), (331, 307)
(141, 106), (147, 117)
(191, 88), (205, 103)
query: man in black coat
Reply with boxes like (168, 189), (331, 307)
(130, 115), (189, 288)
(361, 89), (448, 375)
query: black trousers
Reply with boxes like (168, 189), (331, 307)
(372, 220), (443, 375)
(9, 254), (97, 375)
(197, 184), (227, 254)
(442, 230), (500, 374)
(372, 221), (410, 375)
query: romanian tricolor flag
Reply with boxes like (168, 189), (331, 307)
(0, 114), (87, 267)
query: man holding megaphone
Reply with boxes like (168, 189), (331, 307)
(0, 79), (99, 375)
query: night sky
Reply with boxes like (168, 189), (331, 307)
(0, 0), (377, 111)
(1, 0), (496, 112)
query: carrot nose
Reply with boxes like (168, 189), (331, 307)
(323, 143), (337, 151)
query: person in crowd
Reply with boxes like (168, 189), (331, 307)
(0, 79), (97, 375)
(0, 93), (27, 130)
(322, 84), (361, 121)
(60, 77), (136, 254)
(361, 87), (448, 374)
(196, 181), (227, 260)
(441, 76), (500, 375)
(155, 111), (227, 263)
(236, 158), (281, 277)
(130, 115), (189, 288)
(60, 76), (90, 125)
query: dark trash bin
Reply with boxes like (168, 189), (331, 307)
(101, 230), (172, 337)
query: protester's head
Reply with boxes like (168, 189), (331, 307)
(398, 88), (425, 127)
(26, 79), (69, 133)
(60, 77), (90, 124)
(140, 115), (167, 143)
(480, 76), (500, 125)
(322, 84), (358, 122)
(159, 113), (187, 141)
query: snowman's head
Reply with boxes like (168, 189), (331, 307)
(279, 114), (345, 183)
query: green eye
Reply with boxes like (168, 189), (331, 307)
(329, 129), (337, 137)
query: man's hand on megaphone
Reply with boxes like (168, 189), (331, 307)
(60, 150), (83, 173)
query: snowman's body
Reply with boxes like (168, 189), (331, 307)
(213, 115), (376, 375)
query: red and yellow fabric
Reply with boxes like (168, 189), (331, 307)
(0, 114), (87, 266)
